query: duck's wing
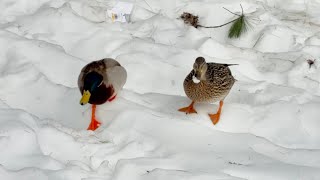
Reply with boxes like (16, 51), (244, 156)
(103, 58), (127, 93)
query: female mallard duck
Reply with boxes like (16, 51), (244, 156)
(179, 57), (236, 125)
(78, 58), (127, 131)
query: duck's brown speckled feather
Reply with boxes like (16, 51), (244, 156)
(184, 63), (235, 103)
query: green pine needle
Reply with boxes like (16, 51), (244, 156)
(228, 15), (248, 38)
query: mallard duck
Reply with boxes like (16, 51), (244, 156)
(179, 57), (236, 125)
(78, 58), (127, 131)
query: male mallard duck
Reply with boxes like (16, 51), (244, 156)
(179, 57), (236, 125)
(78, 58), (127, 131)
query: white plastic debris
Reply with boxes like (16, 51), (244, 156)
(106, 2), (133, 23)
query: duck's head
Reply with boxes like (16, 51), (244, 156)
(80, 71), (103, 105)
(193, 57), (208, 80)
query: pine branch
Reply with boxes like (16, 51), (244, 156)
(223, 7), (241, 17)
(227, 5), (249, 38)
(228, 15), (248, 38)
(180, 4), (250, 38)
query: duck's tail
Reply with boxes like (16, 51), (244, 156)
(223, 64), (239, 67)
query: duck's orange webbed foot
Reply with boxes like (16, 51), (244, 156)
(87, 104), (101, 131)
(209, 100), (223, 125)
(178, 101), (197, 114)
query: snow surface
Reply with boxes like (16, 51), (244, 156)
(1, 0), (320, 179)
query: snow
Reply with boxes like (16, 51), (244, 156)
(1, 0), (320, 179)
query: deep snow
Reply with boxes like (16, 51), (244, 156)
(1, 0), (320, 179)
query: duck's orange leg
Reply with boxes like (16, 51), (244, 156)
(87, 104), (101, 131)
(178, 101), (197, 114)
(209, 100), (223, 125)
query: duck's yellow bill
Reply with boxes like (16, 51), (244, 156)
(80, 90), (91, 105)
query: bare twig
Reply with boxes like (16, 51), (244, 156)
(198, 18), (238, 28)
